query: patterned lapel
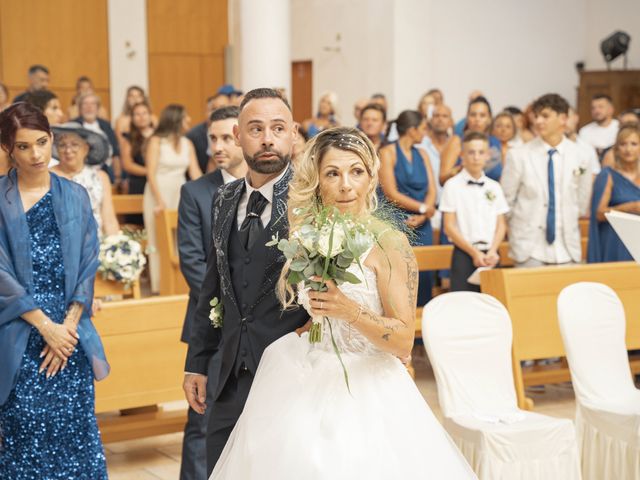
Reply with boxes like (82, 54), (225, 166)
(212, 179), (245, 313)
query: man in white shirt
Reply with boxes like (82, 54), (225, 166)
(440, 131), (509, 291)
(578, 94), (619, 158)
(501, 93), (592, 268)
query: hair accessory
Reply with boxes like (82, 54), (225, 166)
(336, 133), (366, 150)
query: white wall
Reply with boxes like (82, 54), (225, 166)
(584, 0), (640, 70)
(291, 0), (394, 124)
(107, 0), (149, 120)
(292, 0), (639, 123)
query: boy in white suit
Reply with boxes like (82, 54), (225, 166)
(501, 94), (592, 267)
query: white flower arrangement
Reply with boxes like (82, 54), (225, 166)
(267, 206), (376, 391)
(209, 297), (223, 328)
(98, 233), (146, 286)
(485, 190), (496, 202)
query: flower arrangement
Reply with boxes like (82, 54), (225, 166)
(573, 166), (587, 177)
(98, 233), (147, 287)
(209, 297), (223, 328)
(267, 206), (375, 389)
(485, 190), (496, 202)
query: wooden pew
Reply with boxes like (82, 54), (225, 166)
(155, 209), (190, 296)
(112, 194), (144, 215)
(94, 276), (141, 300)
(94, 295), (188, 443)
(480, 262), (640, 410)
(413, 238), (589, 337)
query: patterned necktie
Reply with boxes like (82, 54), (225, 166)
(546, 148), (557, 244)
(239, 190), (269, 250)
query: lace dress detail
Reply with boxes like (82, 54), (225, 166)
(72, 166), (104, 233)
(297, 255), (386, 356)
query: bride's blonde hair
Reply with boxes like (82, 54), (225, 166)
(277, 126), (381, 306)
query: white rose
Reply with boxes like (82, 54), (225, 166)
(317, 225), (345, 258)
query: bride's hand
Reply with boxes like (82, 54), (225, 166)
(307, 277), (359, 323)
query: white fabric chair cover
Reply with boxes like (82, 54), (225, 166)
(558, 282), (640, 480)
(423, 292), (581, 480)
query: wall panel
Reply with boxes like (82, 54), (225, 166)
(0, 0), (110, 118)
(147, 0), (227, 120)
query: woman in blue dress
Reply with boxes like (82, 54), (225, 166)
(588, 123), (640, 263)
(439, 96), (502, 186)
(0, 103), (109, 479)
(301, 92), (339, 138)
(379, 110), (436, 305)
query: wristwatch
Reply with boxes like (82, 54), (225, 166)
(418, 203), (428, 214)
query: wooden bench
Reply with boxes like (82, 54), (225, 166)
(413, 238), (589, 337)
(112, 194), (144, 215)
(94, 295), (189, 443)
(156, 209), (190, 296)
(94, 276), (141, 300)
(480, 262), (640, 410)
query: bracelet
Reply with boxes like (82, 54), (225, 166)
(350, 305), (364, 325)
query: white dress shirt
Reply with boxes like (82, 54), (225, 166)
(439, 169), (509, 246)
(220, 169), (238, 185)
(530, 140), (571, 264)
(236, 167), (288, 229)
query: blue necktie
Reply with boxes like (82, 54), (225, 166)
(546, 148), (557, 244)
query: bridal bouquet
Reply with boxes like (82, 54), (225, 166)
(267, 206), (375, 388)
(98, 233), (147, 287)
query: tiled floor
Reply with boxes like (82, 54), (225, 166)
(105, 346), (577, 479)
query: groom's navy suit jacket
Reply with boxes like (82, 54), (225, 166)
(185, 167), (308, 399)
(178, 169), (224, 343)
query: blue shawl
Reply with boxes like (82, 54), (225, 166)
(0, 170), (109, 406)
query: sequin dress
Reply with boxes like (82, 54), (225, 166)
(0, 192), (107, 479)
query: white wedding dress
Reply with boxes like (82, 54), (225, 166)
(210, 257), (477, 479)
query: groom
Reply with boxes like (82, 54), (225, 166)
(183, 88), (309, 476)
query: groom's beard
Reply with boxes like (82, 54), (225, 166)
(245, 148), (290, 174)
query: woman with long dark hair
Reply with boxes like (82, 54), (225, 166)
(0, 102), (109, 478)
(439, 96), (503, 185)
(143, 104), (202, 293)
(379, 110), (436, 305)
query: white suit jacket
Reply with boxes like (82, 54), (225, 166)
(501, 137), (592, 263)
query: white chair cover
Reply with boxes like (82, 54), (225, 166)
(558, 282), (640, 480)
(424, 292), (581, 480)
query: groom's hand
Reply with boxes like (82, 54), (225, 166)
(183, 373), (207, 414)
(295, 319), (312, 336)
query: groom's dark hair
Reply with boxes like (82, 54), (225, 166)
(240, 88), (291, 112)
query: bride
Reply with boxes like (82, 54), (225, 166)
(210, 127), (476, 479)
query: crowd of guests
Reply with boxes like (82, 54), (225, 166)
(1, 63), (639, 299)
(1, 62), (640, 479)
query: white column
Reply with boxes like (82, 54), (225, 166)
(107, 0), (149, 120)
(238, 0), (291, 97)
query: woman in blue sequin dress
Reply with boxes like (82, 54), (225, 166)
(0, 103), (109, 479)
(379, 110), (437, 305)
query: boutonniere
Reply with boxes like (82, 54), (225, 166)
(209, 297), (223, 328)
(485, 190), (496, 202)
(573, 166), (587, 177)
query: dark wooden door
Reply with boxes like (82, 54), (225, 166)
(291, 60), (312, 124)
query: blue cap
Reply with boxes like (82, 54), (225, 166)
(217, 84), (241, 96)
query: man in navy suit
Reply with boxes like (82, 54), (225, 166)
(177, 105), (247, 480)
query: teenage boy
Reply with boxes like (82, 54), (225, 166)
(440, 131), (509, 291)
